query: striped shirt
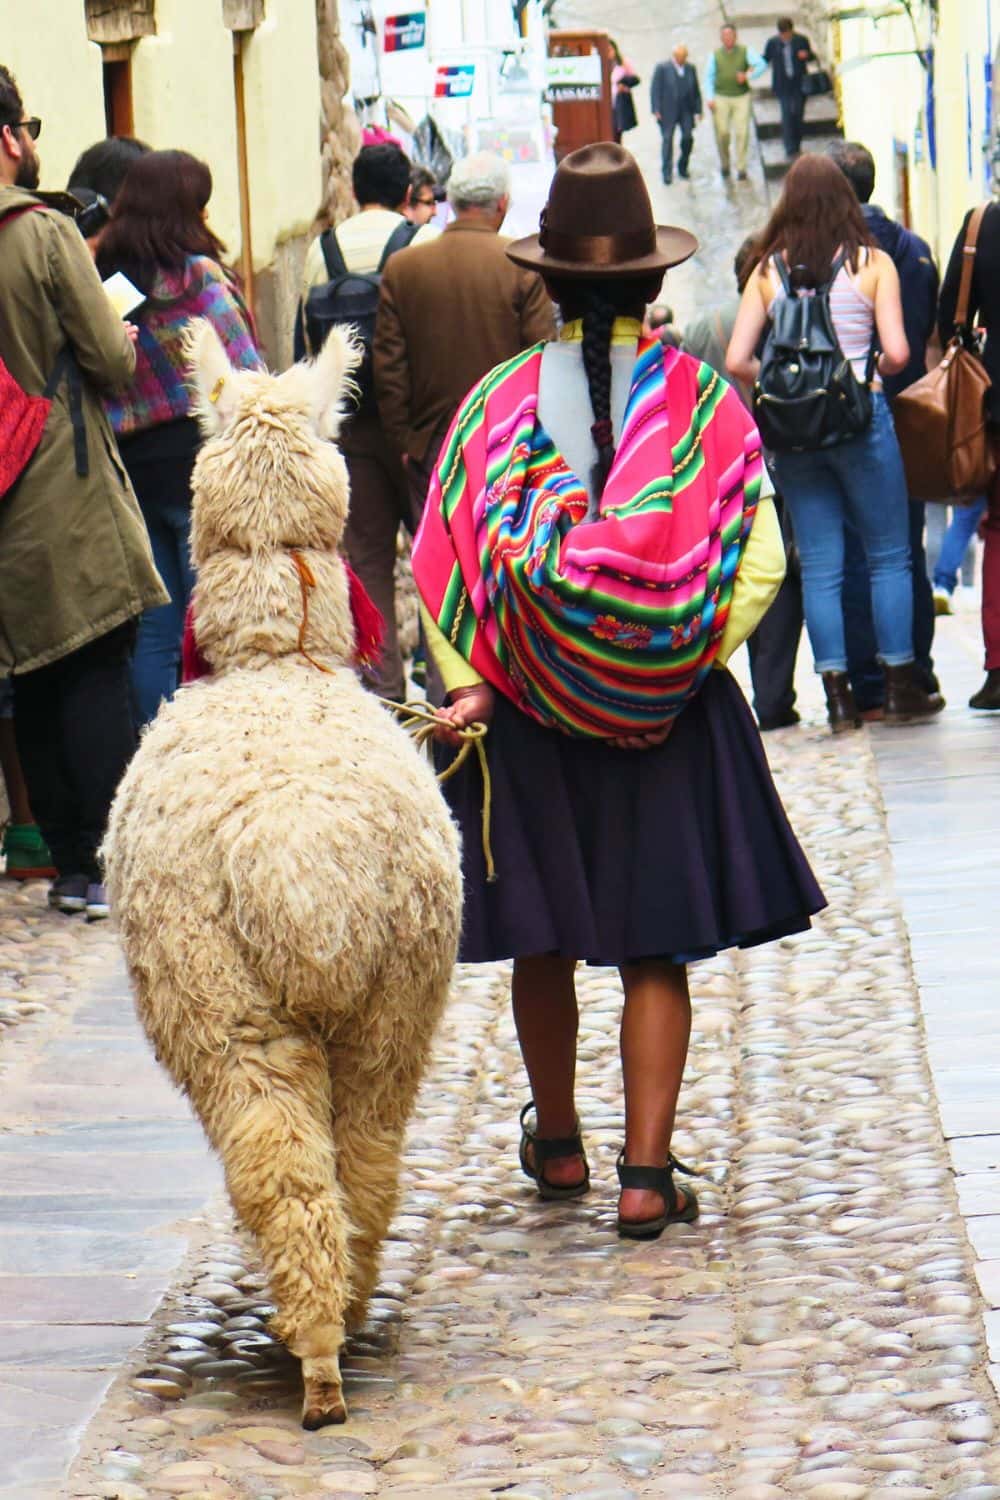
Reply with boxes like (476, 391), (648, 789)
(769, 249), (877, 382)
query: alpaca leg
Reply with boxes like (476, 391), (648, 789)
(187, 1031), (351, 1428)
(329, 1035), (429, 1334)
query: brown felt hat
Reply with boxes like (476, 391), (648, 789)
(506, 142), (697, 279)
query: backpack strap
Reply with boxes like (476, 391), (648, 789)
(42, 349), (89, 478)
(955, 203), (988, 332)
(319, 227), (348, 281)
(0, 201), (46, 234)
(377, 219), (419, 272)
(771, 254), (793, 296)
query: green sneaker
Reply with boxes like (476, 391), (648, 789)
(2, 823), (58, 880)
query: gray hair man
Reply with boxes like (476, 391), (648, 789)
(374, 149), (555, 535)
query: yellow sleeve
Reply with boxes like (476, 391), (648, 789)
(419, 602), (485, 694)
(714, 497), (786, 666)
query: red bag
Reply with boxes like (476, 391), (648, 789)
(0, 203), (52, 501)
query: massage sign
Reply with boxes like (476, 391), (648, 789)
(383, 11), (426, 52)
(546, 54), (602, 103)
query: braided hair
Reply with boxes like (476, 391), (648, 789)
(580, 288), (619, 494)
(547, 274), (662, 501)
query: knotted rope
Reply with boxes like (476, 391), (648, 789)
(289, 549), (496, 882)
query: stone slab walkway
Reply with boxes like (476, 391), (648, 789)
(868, 600), (1000, 1396)
(0, 886), (219, 1497)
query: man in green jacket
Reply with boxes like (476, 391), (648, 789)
(0, 65), (166, 920)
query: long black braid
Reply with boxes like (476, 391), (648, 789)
(579, 287), (619, 499)
(547, 274), (662, 505)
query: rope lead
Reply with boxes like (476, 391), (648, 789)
(288, 548), (496, 882)
(378, 699), (496, 883)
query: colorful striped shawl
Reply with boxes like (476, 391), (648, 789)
(411, 337), (763, 737)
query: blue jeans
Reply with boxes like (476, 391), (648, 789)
(128, 455), (196, 727)
(843, 500), (937, 711)
(933, 498), (987, 593)
(772, 394), (914, 673)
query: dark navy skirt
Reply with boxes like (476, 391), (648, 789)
(441, 669), (826, 966)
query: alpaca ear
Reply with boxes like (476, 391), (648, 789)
(307, 325), (365, 439)
(185, 318), (242, 436)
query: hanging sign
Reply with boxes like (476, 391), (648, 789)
(546, 53), (602, 102)
(435, 64), (476, 98)
(383, 11), (426, 53)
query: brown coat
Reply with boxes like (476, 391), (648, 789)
(0, 187), (166, 674)
(374, 219), (556, 462)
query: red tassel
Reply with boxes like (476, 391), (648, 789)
(346, 562), (385, 671)
(181, 602), (211, 682)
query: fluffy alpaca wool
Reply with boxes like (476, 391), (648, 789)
(103, 322), (463, 1428)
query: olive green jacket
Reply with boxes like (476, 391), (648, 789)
(0, 186), (167, 674)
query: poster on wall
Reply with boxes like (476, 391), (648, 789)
(384, 11), (426, 52)
(434, 64), (476, 98)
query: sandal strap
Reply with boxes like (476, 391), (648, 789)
(519, 1100), (585, 1164)
(616, 1156), (673, 1195)
(616, 1148), (701, 1193)
(669, 1153), (700, 1178)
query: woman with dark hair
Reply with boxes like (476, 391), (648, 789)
(609, 39), (640, 143)
(412, 144), (824, 1239)
(98, 149), (261, 724)
(727, 153), (943, 731)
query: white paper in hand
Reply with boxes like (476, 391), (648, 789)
(102, 271), (146, 320)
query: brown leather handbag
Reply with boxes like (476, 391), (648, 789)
(893, 203), (995, 502)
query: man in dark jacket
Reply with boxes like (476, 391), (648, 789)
(0, 65), (166, 919)
(829, 140), (940, 716)
(939, 200), (1000, 709)
(763, 17), (814, 160)
(650, 45), (703, 184)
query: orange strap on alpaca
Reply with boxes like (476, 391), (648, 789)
(289, 548), (334, 675)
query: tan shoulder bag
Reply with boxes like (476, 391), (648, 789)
(893, 204), (995, 502)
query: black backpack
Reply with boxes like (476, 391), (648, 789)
(753, 252), (875, 452)
(303, 219), (418, 413)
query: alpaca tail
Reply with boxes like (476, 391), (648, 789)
(225, 792), (375, 999)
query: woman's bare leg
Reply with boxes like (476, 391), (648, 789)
(618, 959), (692, 1224)
(511, 954), (585, 1189)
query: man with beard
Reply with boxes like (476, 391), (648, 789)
(0, 65), (165, 921)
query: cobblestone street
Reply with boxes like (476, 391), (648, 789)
(3, 661), (1000, 1498)
(4, 1), (1000, 1496)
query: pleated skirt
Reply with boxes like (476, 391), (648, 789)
(440, 668), (826, 967)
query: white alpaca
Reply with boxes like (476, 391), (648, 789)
(103, 322), (462, 1428)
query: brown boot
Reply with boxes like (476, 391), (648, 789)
(883, 663), (945, 724)
(822, 671), (862, 734)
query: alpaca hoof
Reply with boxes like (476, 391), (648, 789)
(302, 1381), (347, 1429)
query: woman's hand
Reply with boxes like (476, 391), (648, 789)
(609, 722), (675, 751)
(433, 683), (495, 747)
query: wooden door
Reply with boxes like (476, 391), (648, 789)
(547, 30), (614, 162)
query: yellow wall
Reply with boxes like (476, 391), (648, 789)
(0, 1), (107, 191)
(837, 0), (1000, 265)
(130, 0), (243, 252)
(0, 0), (322, 273)
(241, 4), (323, 266)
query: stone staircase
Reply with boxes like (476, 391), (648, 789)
(722, 5), (844, 183)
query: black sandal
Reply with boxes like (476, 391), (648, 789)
(518, 1100), (590, 1201)
(616, 1149), (700, 1239)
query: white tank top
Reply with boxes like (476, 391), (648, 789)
(769, 249), (876, 381)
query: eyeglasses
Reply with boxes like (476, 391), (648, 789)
(15, 118), (42, 140)
(414, 197), (436, 209)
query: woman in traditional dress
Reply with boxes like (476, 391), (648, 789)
(411, 144), (824, 1239)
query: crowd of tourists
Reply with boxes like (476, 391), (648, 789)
(1, 30), (998, 1238)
